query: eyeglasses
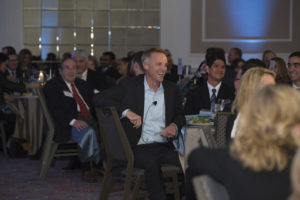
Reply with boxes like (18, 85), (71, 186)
(288, 63), (300, 69)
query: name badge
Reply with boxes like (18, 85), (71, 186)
(63, 91), (73, 98)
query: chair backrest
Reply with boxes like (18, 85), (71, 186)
(193, 175), (230, 200)
(199, 126), (217, 149)
(95, 107), (134, 164)
(214, 112), (233, 147)
(36, 87), (55, 139)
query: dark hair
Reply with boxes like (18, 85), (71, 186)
(46, 53), (57, 61)
(231, 47), (242, 58)
(18, 48), (32, 65)
(205, 47), (226, 63)
(120, 57), (132, 76)
(0, 53), (8, 64)
(262, 50), (275, 60)
(242, 58), (266, 75)
(102, 51), (116, 61)
(206, 55), (226, 67)
(2, 46), (16, 55)
(132, 51), (144, 72)
(62, 52), (72, 60)
(289, 51), (300, 59)
(231, 58), (245, 70)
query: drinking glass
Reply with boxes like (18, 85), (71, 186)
(214, 99), (225, 113)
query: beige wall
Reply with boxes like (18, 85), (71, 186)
(0, 0), (299, 67)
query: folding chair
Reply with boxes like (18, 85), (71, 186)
(96, 106), (181, 200)
(214, 112), (234, 147)
(37, 88), (79, 179)
(0, 120), (8, 157)
(193, 175), (230, 200)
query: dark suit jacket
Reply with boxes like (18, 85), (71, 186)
(104, 66), (121, 79)
(86, 69), (108, 92)
(92, 74), (186, 150)
(164, 64), (179, 84)
(43, 76), (94, 143)
(0, 71), (26, 94)
(184, 81), (235, 115)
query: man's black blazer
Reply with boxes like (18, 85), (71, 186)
(43, 75), (94, 143)
(184, 81), (235, 115)
(92, 74), (186, 150)
(86, 68), (109, 92)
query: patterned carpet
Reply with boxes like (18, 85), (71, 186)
(0, 153), (123, 200)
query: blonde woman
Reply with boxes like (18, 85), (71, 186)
(187, 85), (300, 200)
(230, 67), (275, 138)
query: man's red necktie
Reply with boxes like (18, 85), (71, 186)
(71, 83), (89, 118)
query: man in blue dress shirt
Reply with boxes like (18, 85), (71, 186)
(93, 48), (185, 200)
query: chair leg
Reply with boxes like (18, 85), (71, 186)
(39, 133), (52, 175)
(171, 172), (180, 200)
(100, 161), (113, 200)
(39, 142), (58, 179)
(0, 123), (8, 157)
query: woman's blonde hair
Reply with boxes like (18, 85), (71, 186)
(230, 85), (300, 172)
(289, 148), (300, 200)
(232, 67), (275, 113)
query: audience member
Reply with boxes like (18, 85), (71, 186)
(130, 51), (144, 76)
(230, 58), (245, 73)
(206, 47), (236, 88)
(87, 55), (98, 71)
(187, 84), (300, 200)
(18, 48), (38, 81)
(116, 57), (131, 84)
(0, 53), (39, 146)
(100, 51), (120, 79)
(93, 48), (185, 200)
(184, 55), (235, 115)
(0, 53), (17, 146)
(233, 59), (266, 94)
(270, 57), (290, 84)
(229, 67), (275, 140)
(262, 49), (276, 68)
(7, 52), (21, 83)
(287, 51), (300, 90)
(164, 49), (179, 83)
(43, 58), (101, 183)
(227, 47), (242, 66)
(72, 49), (108, 93)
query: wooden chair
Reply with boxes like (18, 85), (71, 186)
(0, 120), (8, 157)
(214, 112), (234, 147)
(95, 106), (181, 200)
(37, 88), (79, 179)
(193, 175), (230, 200)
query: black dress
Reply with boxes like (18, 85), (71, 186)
(186, 147), (292, 200)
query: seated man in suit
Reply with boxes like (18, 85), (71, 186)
(43, 58), (101, 183)
(93, 48), (185, 200)
(185, 55), (235, 115)
(72, 49), (108, 93)
(100, 51), (121, 79)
